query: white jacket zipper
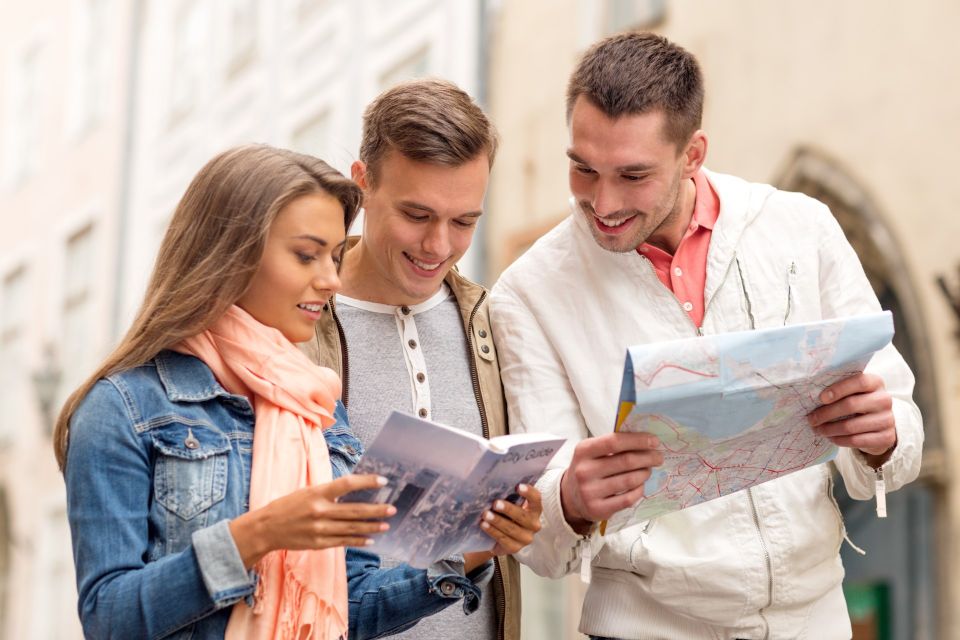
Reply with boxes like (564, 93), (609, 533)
(736, 256), (773, 638)
(638, 252), (775, 635)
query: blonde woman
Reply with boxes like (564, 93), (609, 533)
(56, 145), (396, 640)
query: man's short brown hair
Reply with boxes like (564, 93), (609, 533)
(566, 32), (704, 147)
(359, 78), (498, 186)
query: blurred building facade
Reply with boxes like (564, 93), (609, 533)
(0, 0), (135, 637)
(0, 0), (957, 639)
(485, 1), (958, 639)
(0, 0), (487, 638)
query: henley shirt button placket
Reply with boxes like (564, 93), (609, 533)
(408, 339), (417, 349)
(419, 408), (428, 418)
(416, 372), (425, 383)
(400, 306), (410, 315)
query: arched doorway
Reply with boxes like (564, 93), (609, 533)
(778, 148), (946, 640)
(0, 488), (9, 640)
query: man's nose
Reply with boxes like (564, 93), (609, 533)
(422, 222), (450, 257)
(592, 179), (622, 217)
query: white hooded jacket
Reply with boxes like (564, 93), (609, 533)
(490, 170), (923, 640)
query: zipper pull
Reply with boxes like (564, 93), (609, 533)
(579, 541), (592, 584)
(875, 466), (887, 518)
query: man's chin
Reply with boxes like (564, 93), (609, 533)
(591, 229), (642, 254)
(400, 275), (448, 304)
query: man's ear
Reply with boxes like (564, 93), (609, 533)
(351, 160), (369, 189)
(682, 130), (708, 178)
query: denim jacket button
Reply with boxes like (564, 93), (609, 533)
(439, 580), (456, 596)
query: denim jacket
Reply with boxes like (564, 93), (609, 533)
(65, 350), (489, 640)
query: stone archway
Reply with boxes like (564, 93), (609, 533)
(777, 147), (945, 640)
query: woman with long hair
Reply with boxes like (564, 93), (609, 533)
(56, 145), (395, 639)
(59, 144), (543, 640)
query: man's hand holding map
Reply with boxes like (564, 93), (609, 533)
(602, 311), (894, 534)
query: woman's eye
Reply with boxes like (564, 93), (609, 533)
(574, 165), (594, 175)
(454, 219), (477, 228)
(296, 252), (316, 264)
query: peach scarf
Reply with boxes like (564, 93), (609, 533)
(176, 305), (348, 640)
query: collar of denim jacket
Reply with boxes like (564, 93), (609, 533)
(154, 349), (238, 404)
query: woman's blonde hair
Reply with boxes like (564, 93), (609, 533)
(53, 144), (361, 470)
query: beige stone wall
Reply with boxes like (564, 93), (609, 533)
(486, 0), (960, 637)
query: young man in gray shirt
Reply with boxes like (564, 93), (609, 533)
(309, 79), (539, 640)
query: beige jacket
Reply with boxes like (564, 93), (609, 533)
(304, 242), (521, 640)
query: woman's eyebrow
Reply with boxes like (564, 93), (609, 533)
(293, 234), (328, 247)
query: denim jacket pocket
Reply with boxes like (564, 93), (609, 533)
(152, 422), (231, 521)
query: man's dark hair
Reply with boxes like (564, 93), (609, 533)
(566, 32), (704, 147)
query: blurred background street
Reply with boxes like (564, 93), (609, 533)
(0, 1), (957, 638)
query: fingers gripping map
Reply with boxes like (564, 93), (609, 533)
(604, 311), (894, 533)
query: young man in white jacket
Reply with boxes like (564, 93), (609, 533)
(489, 32), (923, 639)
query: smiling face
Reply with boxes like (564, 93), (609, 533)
(345, 149), (489, 306)
(236, 191), (346, 343)
(567, 97), (706, 254)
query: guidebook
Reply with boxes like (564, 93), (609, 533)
(601, 311), (894, 534)
(345, 411), (565, 568)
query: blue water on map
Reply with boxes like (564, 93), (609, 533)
(828, 314), (893, 368)
(718, 324), (805, 372)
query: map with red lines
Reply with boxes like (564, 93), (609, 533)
(604, 312), (893, 533)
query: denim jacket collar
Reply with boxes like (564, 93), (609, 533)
(154, 350), (237, 404)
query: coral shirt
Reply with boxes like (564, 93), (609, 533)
(637, 169), (720, 328)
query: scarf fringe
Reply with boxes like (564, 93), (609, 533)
(248, 551), (348, 640)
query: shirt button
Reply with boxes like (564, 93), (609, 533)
(673, 267), (683, 277)
(682, 301), (694, 312)
(400, 306), (410, 315)
(478, 329), (487, 338)
(416, 372), (425, 383)
(439, 581), (456, 596)
(418, 408), (428, 418)
(408, 339), (417, 349)
(480, 345), (490, 354)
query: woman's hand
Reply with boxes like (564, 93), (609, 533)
(463, 484), (543, 572)
(230, 473), (396, 569)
